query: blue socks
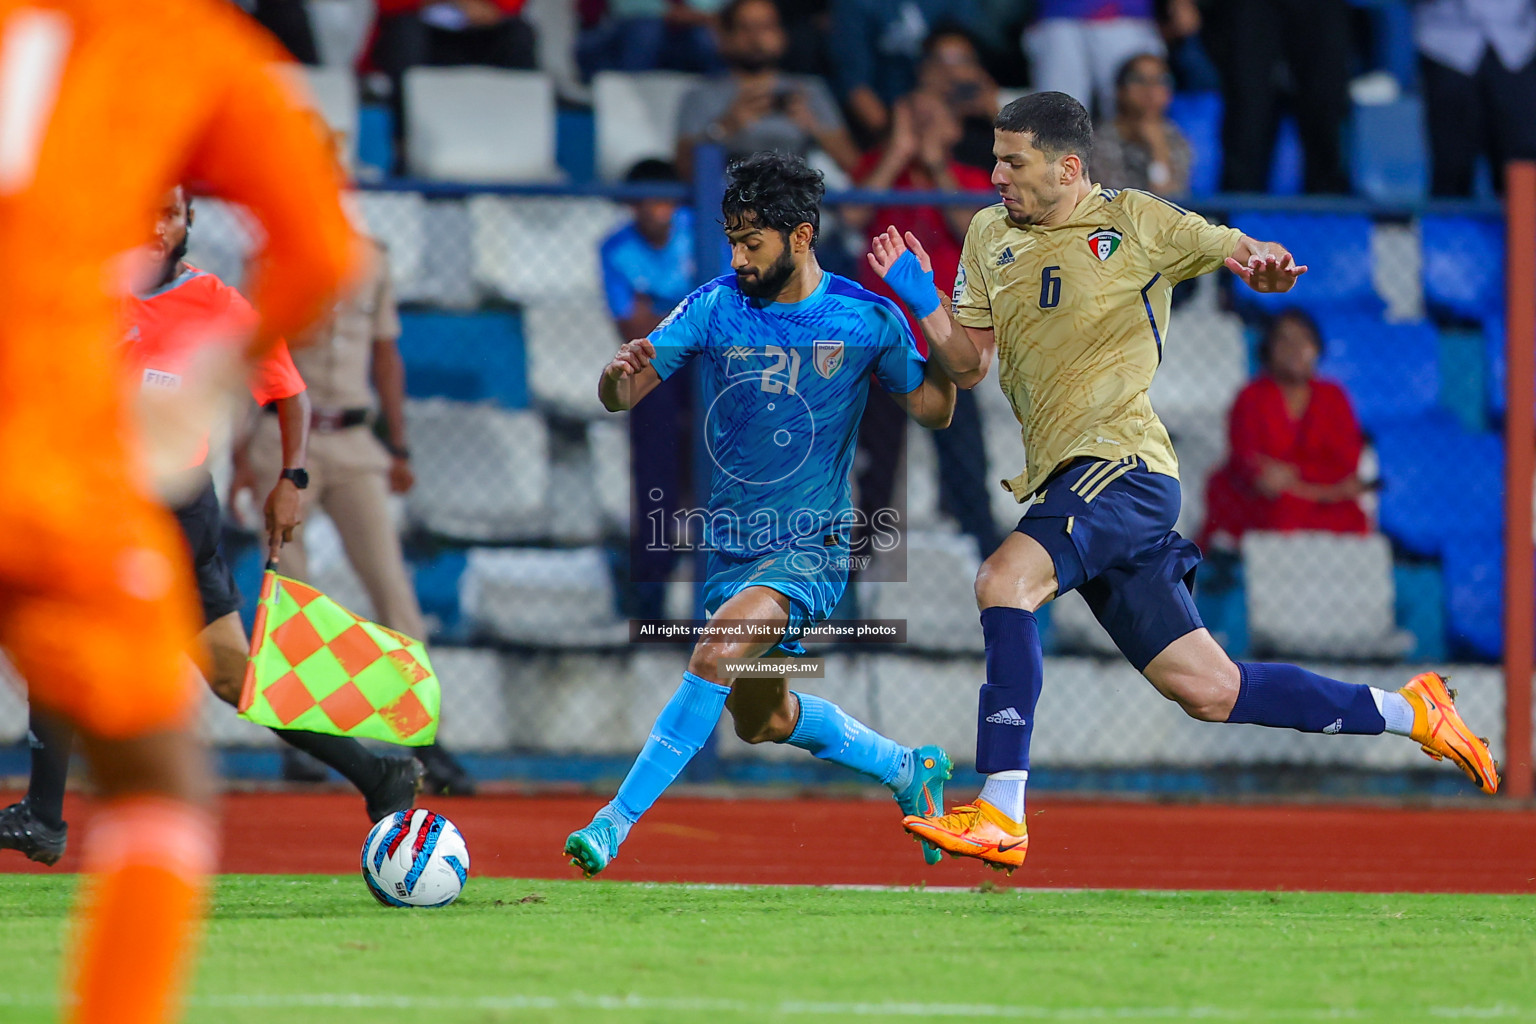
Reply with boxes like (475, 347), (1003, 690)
(610, 671), (730, 824)
(1228, 662), (1386, 735)
(784, 691), (909, 787)
(975, 607), (1044, 774)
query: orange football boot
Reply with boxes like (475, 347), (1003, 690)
(902, 799), (1029, 874)
(1401, 672), (1500, 794)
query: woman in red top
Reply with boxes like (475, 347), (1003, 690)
(1200, 309), (1370, 551)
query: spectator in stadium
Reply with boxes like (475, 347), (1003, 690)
(842, 88), (1000, 563)
(599, 160), (698, 619)
(1093, 52), (1192, 197)
(1022, 0), (1187, 118)
(1205, 0), (1351, 194)
(1199, 309), (1369, 552)
(911, 26), (1001, 173)
(374, 0), (537, 78)
(1415, 0), (1536, 197)
(829, 0), (983, 140)
(675, 0), (860, 177)
(578, 0), (726, 75)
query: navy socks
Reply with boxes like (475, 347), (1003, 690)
(1228, 662), (1386, 735)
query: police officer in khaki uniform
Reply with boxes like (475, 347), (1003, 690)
(238, 239), (474, 794)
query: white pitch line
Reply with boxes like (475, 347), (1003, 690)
(1, 993), (1532, 1019)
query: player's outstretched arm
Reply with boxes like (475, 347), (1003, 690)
(1225, 236), (1309, 294)
(599, 339), (662, 412)
(867, 226), (995, 388)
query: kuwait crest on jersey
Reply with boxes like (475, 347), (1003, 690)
(1088, 228), (1123, 261)
(813, 339), (845, 379)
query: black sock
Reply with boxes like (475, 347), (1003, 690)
(269, 729), (387, 794)
(25, 707), (73, 830)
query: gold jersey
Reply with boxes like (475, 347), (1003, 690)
(954, 185), (1242, 501)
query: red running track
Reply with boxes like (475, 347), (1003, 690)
(2, 791), (1534, 892)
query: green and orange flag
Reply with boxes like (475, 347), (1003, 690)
(238, 571), (440, 745)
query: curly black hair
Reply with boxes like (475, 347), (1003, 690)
(721, 151), (825, 246)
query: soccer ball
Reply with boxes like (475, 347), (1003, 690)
(360, 808), (470, 907)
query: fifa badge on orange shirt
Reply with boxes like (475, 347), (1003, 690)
(1088, 229), (1123, 261)
(813, 339), (844, 379)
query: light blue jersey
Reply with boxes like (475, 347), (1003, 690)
(647, 269), (926, 646)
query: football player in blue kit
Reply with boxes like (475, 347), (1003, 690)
(565, 152), (958, 876)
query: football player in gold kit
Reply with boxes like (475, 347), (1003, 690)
(867, 91), (1499, 874)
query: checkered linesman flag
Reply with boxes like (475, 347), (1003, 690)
(237, 571), (440, 745)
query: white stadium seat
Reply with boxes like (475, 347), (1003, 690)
(405, 398), (550, 542)
(522, 299), (623, 419)
(469, 195), (626, 302)
(352, 189), (427, 301)
(404, 68), (559, 183)
(860, 531), (981, 653)
(587, 418), (632, 532)
(183, 198), (256, 290)
(460, 547), (626, 646)
(593, 71), (701, 181)
(1242, 531), (1413, 660)
(302, 65), (359, 164)
(1147, 307), (1249, 434)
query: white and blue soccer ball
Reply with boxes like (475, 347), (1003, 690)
(361, 808), (470, 908)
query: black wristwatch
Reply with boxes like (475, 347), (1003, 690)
(279, 468), (310, 490)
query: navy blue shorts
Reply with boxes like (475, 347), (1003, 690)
(1014, 456), (1203, 670)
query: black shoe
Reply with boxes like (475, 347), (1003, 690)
(0, 798), (67, 866)
(418, 743), (477, 797)
(364, 757), (422, 823)
(280, 747), (331, 783)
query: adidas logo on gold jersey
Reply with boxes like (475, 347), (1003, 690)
(995, 246), (1015, 267)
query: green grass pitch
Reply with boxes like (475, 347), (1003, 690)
(1, 876), (1534, 1023)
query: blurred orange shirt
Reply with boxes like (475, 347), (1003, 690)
(0, 0), (355, 737)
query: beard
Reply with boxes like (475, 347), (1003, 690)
(736, 246), (797, 299)
(157, 233), (190, 282)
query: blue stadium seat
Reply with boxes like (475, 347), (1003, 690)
(1484, 314), (1509, 416)
(410, 548), (468, 638)
(397, 309), (528, 408)
(1372, 413), (1503, 558)
(1314, 313), (1438, 432)
(1166, 92), (1222, 197)
(1421, 214), (1503, 321)
(356, 103), (395, 182)
(1267, 116), (1303, 197)
(1442, 534), (1506, 660)
(1392, 561), (1446, 662)
(1231, 213), (1381, 315)
(1351, 98), (1427, 203)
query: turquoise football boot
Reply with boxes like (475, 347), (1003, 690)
(893, 745), (952, 865)
(564, 816), (624, 878)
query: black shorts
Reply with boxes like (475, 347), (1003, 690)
(171, 478), (241, 627)
(1014, 457), (1203, 671)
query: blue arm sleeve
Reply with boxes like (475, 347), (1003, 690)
(869, 297), (927, 395)
(647, 279), (720, 380)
